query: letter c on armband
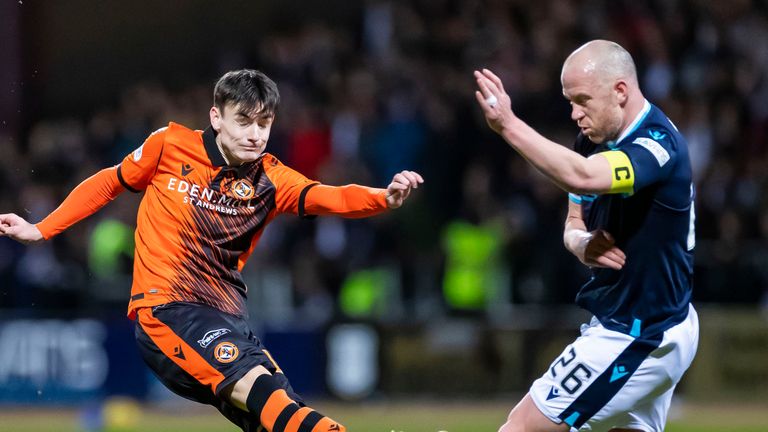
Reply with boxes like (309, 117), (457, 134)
(600, 151), (635, 194)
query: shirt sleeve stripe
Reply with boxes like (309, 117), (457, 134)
(116, 164), (141, 193)
(298, 182), (320, 219)
(568, 193), (583, 204)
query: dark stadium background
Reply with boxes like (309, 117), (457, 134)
(1, 1), (767, 431)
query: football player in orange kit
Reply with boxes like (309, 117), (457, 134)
(0, 69), (423, 432)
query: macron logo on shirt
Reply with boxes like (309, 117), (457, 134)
(181, 163), (195, 177)
(610, 364), (630, 382)
(648, 129), (667, 140)
(546, 386), (560, 400)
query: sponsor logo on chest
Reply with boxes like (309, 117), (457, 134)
(166, 176), (260, 216)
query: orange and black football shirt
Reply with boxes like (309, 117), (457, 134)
(37, 122), (389, 319)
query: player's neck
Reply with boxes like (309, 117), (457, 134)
(625, 94), (646, 121)
(215, 137), (238, 166)
(616, 93), (648, 141)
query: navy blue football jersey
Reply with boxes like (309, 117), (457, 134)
(568, 101), (695, 337)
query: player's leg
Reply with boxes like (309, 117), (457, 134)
(133, 320), (266, 432)
(497, 396), (644, 432)
(516, 314), (672, 432)
(135, 302), (345, 432)
(495, 394), (642, 432)
(592, 306), (699, 431)
(593, 377), (676, 432)
(221, 365), (345, 432)
(134, 313), (221, 405)
(133, 304), (259, 430)
(498, 393), (570, 432)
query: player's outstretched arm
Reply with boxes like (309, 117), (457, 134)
(474, 69), (614, 195)
(385, 170), (424, 209)
(563, 200), (625, 270)
(33, 166), (126, 240)
(301, 170), (424, 218)
(0, 213), (44, 245)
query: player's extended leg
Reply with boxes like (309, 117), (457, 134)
(223, 365), (345, 432)
(498, 395), (646, 432)
(135, 303), (346, 432)
(498, 393), (570, 432)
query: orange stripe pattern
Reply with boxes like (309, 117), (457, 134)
(258, 388), (346, 432)
(34, 121), (389, 322)
(284, 407), (312, 431)
(122, 123), (321, 319)
(260, 389), (295, 431)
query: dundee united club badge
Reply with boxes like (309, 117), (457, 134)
(220, 177), (255, 200)
(214, 342), (239, 363)
(231, 179), (255, 200)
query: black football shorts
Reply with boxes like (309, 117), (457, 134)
(134, 301), (303, 430)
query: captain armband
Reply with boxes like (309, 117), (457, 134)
(599, 151), (635, 194)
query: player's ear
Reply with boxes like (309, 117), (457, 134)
(210, 106), (222, 130)
(614, 80), (629, 106)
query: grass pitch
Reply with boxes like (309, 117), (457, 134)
(0, 399), (765, 431)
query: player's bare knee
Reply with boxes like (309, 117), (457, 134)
(498, 397), (569, 432)
(226, 364), (272, 411)
(498, 419), (555, 432)
(497, 419), (524, 432)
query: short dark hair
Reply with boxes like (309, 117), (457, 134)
(213, 69), (280, 117)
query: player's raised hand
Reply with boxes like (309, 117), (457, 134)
(385, 170), (424, 209)
(0, 213), (44, 245)
(574, 229), (626, 270)
(474, 68), (516, 135)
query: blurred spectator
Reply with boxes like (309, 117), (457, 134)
(3, 0), (768, 322)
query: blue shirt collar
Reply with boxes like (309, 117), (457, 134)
(605, 99), (651, 149)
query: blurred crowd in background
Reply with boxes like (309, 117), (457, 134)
(1, 0), (767, 324)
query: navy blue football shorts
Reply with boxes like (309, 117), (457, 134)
(134, 302), (304, 430)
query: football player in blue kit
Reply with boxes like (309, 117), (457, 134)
(475, 40), (698, 431)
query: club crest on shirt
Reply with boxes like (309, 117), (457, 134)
(220, 177), (255, 200)
(232, 179), (255, 200)
(214, 341), (239, 363)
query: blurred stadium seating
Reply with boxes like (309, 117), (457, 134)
(0, 0), (767, 424)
